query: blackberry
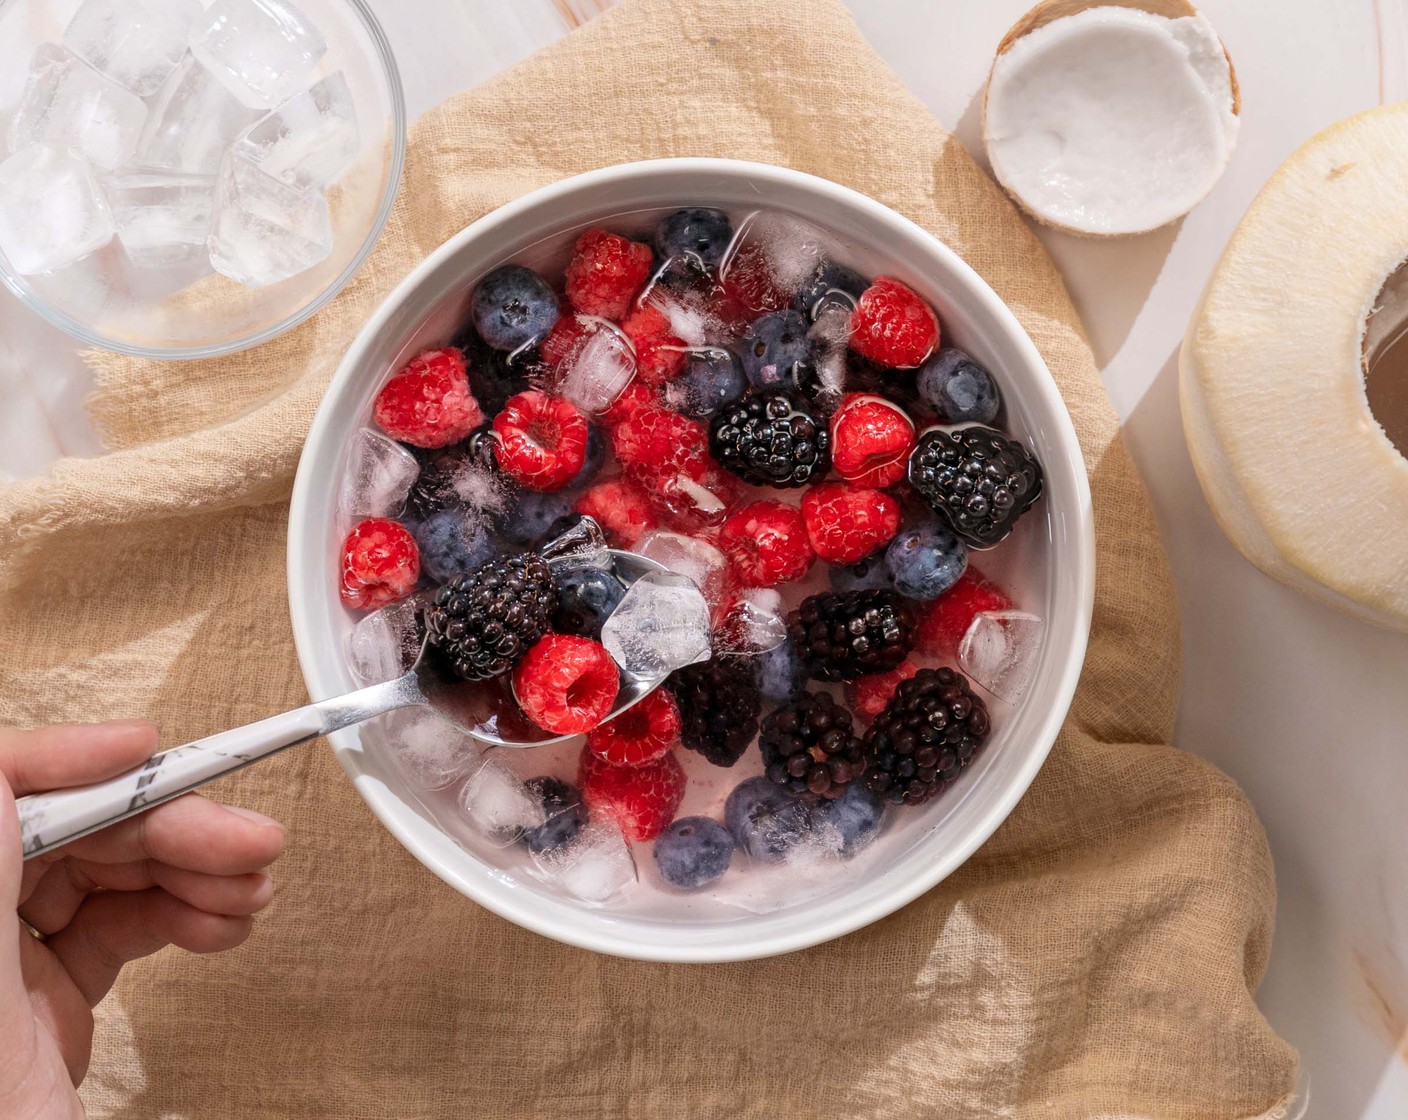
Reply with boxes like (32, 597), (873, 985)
(666, 655), (762, 767)
(907, 426), (1043, 549)
(788, 589), (915, 682)
(759, 691), (865, 801)
(709, 391), (830, 489)
(862, 667), (991, 807)
(425, 553), (557, 681)
(407, 424), (496, 521)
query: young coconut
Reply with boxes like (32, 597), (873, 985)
(982, 0), (1240, 237)
(1180, 103), (1408, 630)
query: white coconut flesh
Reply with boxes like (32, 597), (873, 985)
(1180, 103), (1408, 630)
(984, 6), (1238, 235)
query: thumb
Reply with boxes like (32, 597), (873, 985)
(0, 772), (36, 1082)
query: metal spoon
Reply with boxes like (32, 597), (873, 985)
(16, 550), (670, 862)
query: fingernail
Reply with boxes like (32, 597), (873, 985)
(224, 805), (282, 830)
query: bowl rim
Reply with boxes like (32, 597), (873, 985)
(288, 157), (1096, 962)
(0, 0), (408, 361)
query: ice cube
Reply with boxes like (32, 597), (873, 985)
(0, 144), (113, 276)
(633, 530), (730, 605)
(340, 427), (420, 518)
(457, 756), (546, 846)
(449, 459), (512, 520)
(551, 318), (636, 416)
(63, 0), (202, 96)
(716, 588), (787, 654)
(137, 53), (258, 176)
(719, 211), (828, 314)
(379, 708), (479, 792)
(532, 820), (636, 904)
(7, 44), (147, 171)
(643, 288), (718, 347)
(538, 515), (611, 574)
(958, 610), (1045, 704)
(190, 0), (328, 109)
(347, 594), (424, 684)
(601, 570), (712, 679)
(808, 305), (852, 408)
(231, 71), (359, 191)
(207, 154), (332, 287)
(101, 169), (213, 268)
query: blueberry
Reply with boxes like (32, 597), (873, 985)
(811, 782), (885, 858)
(916, 347), (1001, 425)
(673, 349), (747, 417)
(653, 816), (735, 890)
(521, 777), (587, 855)
(725, 777), (812, 864)
(654, 207), (733, 270)
(568, 424), (606, 489)
(411, 509), (497, 584)
(793, 260), (868, 321)
(552, 567), (626, 639)
(885, 522), (968, 601)
(758, 639), (806, 703)
(470, 264), (558, 352)
(740, 310), (815, 392)
(829, 554), (891, 593)
(500, 490), (578, 549)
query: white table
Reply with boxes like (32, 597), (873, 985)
(3, 1), (1406, 1114)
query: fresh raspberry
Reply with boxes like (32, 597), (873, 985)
(373, 347), (483, 449)
(598, 378), (657, 430)
(492, 390), (589, 491)
(540, 306), (590, 369)
(845, 660), (921, 722)
(339, 518), (420, 610)
(513, 635), (620, 735)
(621, 303), (687, 385)
(578, 747), (686, 842)
(915, 567), (1013, 660)
(721, 240), (790, 315)
(608, 407), (704, 482)
(849, 276), (939, 369)
(587, 689), (682, 767)
(829, 393), (916, 488)
(575, 477), (660, 548)
(718, 501), (815, 587)
(612, 407), (740, 530)
(565, 227), (653, 321)
(801, 482), (901, 565)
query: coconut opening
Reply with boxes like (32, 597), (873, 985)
(1364, 256), (1408, 457)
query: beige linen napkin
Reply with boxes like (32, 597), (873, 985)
(0, 0), (1298, 1116)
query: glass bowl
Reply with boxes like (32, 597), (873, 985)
(0, 0), (405, 358)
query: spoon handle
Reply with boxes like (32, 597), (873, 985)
(15, 674), (419, 861)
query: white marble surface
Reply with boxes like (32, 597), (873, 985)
(3, 0), (1408, 1114)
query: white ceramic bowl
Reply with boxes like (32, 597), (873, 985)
(287, 158), (1094, 962)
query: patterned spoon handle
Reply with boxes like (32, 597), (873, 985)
(15, 674), (418, 861)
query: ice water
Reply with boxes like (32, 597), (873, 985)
(8, 44), (147, 171)
(63, 0), (202, 97)
(190, 0), (328, 109)
(0, 144), (113, 275)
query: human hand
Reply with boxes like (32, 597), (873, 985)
(0, 722), (285, 1118)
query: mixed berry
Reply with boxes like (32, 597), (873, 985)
(337, 206), (1045, 906)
